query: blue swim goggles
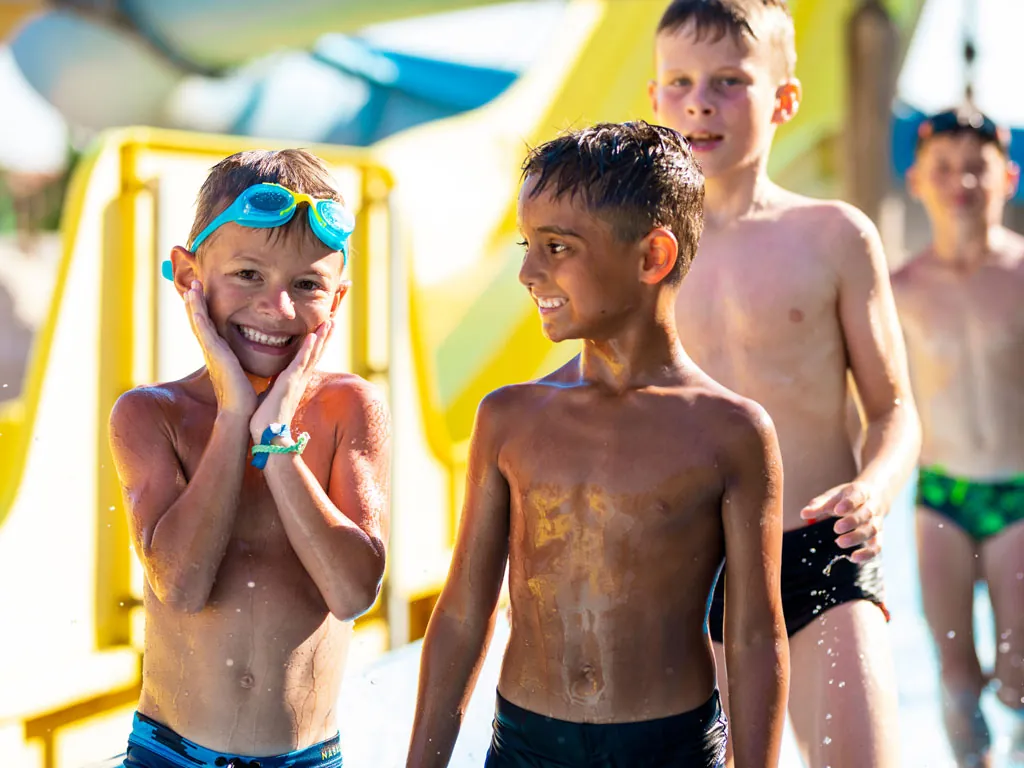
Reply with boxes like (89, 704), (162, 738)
(161, 183), (355, 280)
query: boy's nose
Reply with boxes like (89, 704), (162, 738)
(255, 288), (297, 319)
(518, 249), (543, 287)
(685, 84), (714, 116)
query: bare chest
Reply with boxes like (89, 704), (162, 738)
(904, 269), (1024, 363)
(501, 402), (724, 561)
(676, 227), (840, 357)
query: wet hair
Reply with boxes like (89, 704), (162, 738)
(188, 149), (343, 253)
(656, 0), (797, 80)
(521, 121), (704, 286)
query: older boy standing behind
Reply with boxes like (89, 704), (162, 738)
(650, 2), (921, 767)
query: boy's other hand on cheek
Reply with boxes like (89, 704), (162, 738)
(250, 319), (334, 442)
(185, 280), (256, 419)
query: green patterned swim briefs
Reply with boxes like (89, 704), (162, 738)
(916, 466), (1024, 541)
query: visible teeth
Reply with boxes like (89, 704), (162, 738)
(238, 325), (292, 347)
(536, 297), (567, 309)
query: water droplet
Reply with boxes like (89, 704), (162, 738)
(236, 608), (242, 613)
(999, 642), (1011, 654)
(108, 506), (115, 511)
(826, 713), (833, 720)
(247, 581), (256, 588)
(938, 523), (944, 528)
(1002, 630), (1012, 639)
(947, 631), (956, 639)
(838, 681), (846, 688)
(817, 639), (824, 646)
(810, 547), (817, 554)
(832, 662), (837, 668)
(226, 659), (234, 667)
(823, 736), (832, 745)
(118, 601), (124, 606)
(828, 679), (834, 685)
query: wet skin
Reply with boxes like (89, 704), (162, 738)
(407, 181), (788, 768)
(495, 362), (777, 722)
(109, 223), (390, 755)
(651, 18), (918, 768)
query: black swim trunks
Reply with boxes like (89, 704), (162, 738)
(708, 517), (889, 643)
(484, 689), (728, 767)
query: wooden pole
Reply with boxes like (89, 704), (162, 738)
(844, 0), (901, 227)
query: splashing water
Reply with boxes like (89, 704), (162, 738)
(823, 736), (832, 745)
(823, 554), (854, 577)
(947, 631), (956, 639)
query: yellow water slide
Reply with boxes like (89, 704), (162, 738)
(0, 2), (922, 766)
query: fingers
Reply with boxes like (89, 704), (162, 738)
(184, 281), (221, 354)
(849, 535), (882, 564)
(801, 488), (840, 522)
(835, 510), (881, 550)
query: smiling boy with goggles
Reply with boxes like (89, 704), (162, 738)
(162, 183), (355, 280)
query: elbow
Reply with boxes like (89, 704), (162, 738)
(327, 538), (387, 622)
(154, 579), (210, 615)
(148, 563), (212, 614)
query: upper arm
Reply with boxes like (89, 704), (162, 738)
(832, 205), (915, 421)
(327, 379), (392, 549)
(108, 389), (187, 559)
(722, 404), (784, 643)
(436, 389), (512, 625)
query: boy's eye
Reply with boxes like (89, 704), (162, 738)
(548, 242), (567, 255)
(236, 269), (260, 281)
(717, 77), (742, 87)
(296, 279), (325, 292)
(517, 239), (528, 249)
(670, 77), (691, 87)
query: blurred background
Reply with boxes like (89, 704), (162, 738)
(0, 0), (1021, 766)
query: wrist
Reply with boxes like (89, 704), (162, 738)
(216, 411), (253, 434)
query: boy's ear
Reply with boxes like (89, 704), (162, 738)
(639, 228), (679, 285)
(772, 79), (802, 125)
(1006, 160), (1020, 199)
(170, 246), (199, 296)
(906, 163), (922, 200)
(648, 79), (660, 116)
(331, 280), (351, 316)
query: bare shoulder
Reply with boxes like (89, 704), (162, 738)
(707, 392), (777, 466)
(670, 377), (777, 462)
(109, 380), (191, 437)
(771, 192), (883, 266)
(890, 249), (935, 297)
(305, 372), (391, 437)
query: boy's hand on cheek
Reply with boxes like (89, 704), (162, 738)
(185, 281), (256, 419)
(250, 319), (334, 442)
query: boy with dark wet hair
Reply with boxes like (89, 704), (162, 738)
(893, 107), (1024, 768)
(108, 149), (390, 768)
(405, 120), (789, 768)
(649, 1), (921, 766)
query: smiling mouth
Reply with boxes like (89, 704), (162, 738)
(685, 132), (724, 150)
(235, 324), (296, 348)
(534, 296), (568, 315)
